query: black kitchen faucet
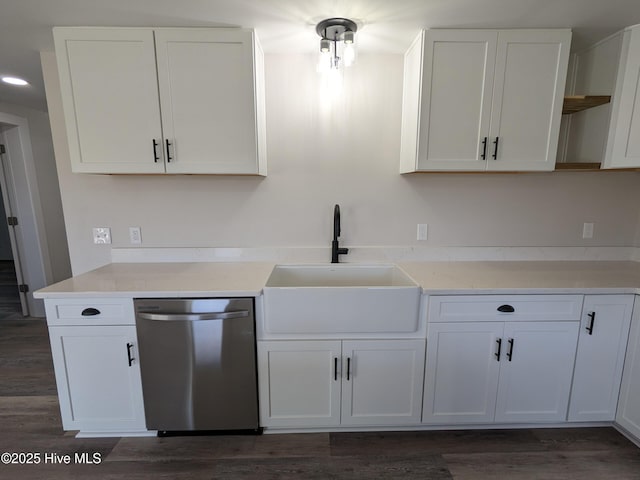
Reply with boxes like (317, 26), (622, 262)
(331, 204), (349, 263)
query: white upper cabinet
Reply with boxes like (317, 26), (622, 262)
(563, 25), (640, 169)
(400, 29), (571, 172)
(604, 26), (640, 168)
(53, 27), (266, 175)
(401, 30), (497, 172)
(54, 29), (164, 174)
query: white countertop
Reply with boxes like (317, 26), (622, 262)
(34, 262), (276, 298)
(34, 260), (640, 298)
(398, 261), (640, 294)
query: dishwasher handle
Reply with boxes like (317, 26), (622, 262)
(137, 310), (249, 321)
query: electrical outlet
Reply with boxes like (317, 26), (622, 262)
(129, 227), (142, 244)
(92, 227), (111, 244)
(417, 223), (428, 241)
(582, 222), (594, 239)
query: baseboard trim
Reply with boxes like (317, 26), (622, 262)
(75, 430), (157, 438)
(262, 422), (613, 434)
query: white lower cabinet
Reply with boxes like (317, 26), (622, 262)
(48, 325), (146, 434)
(616, 295), (640, 440)
(423, 321), (579, 424)
(341, 340), (426, 426)
(422, 322), (503, 423)
(569, 295), (634, 422)
(257, 340), (342, 427)
(423, 295), (583, 425)
(258, 339), (425, 428)
(494, 321), (579, 423)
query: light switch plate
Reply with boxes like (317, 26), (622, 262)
(92, 227), (111, 244)
(129, 227), (142, 244)
(417, 223), (428, 241)
(582, 222), (594, 239)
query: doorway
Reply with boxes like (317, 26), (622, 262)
(0, 112), (54, 318)
(0, 184), (23, 317)
(0, 150), (28, 316)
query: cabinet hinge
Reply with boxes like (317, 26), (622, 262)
(7, 216), (18, 226)
(0, 144), (5, 154)
(18, 284), (29, 293)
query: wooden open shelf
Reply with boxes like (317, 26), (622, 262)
(554, 162), (602, 171)
(563, 95), (611, 114)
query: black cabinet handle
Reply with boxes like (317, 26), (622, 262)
(81, 307), (100, 316)
(165, 139), (173, 163)
(126, 343), (134, 367)
(586, 312), (595, 335)
(152, 139), (160, 162)
(497, 304), (515, 313)
(495, 338), (502, 361)
(481, 137), (488, 160)
(492, 137), (500, 159)
(507, 338), (514, 361)
(334, 357), (338, 381)
(346, 357), (351, 381)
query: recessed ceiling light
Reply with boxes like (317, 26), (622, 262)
(2, 76), (29, 86)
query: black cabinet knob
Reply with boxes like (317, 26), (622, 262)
(81, 307), (100, 316)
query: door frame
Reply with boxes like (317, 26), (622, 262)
(0, 112), (52, 317)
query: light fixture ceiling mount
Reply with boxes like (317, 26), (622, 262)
(315, 17), (358, 71)
(2, 76), (29, 86)
(315, 17), (358, 42)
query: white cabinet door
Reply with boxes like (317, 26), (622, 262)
(257, 340), (341, 427)
(53, 28), (165, 174)
(616, 296), (640, 440)
(488, 30), (570, 171)
(401, 29), (570, 173)
(155, 29), (262, 174)
(48, 325), (146, 433)
(54, 27), (266, 175)
(495, 321), (579, 423)
(569, 295), (633, 422)
(258, 339), (426, 428)
(341, 340), (425, 426)
(422, 322), (503, 424)
(604, 26), (640, 168)
(413, 30), (497, 171)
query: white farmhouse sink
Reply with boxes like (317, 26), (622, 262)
(262, 264), (422, 337)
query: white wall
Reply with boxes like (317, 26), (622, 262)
(0, 101), (71, 283)
(41, 52), (640, 275)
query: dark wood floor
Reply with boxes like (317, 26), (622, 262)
(0, 260), (22, 316)
(1, 288), (639, 478)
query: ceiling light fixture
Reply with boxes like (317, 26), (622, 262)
(316, 17), (358, 72)
(2, 76), (29, 86)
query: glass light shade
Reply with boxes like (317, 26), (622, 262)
(320, 39), (330, 53)
(344, 30), (355, 44)
(343, 44), (356, 67)
(317, 51), (332, 73)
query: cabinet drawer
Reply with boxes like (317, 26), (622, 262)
(45, 298), (135, 326)
(428, 295), (583, 322)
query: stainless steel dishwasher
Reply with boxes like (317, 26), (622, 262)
(134, 298), (259, 434)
